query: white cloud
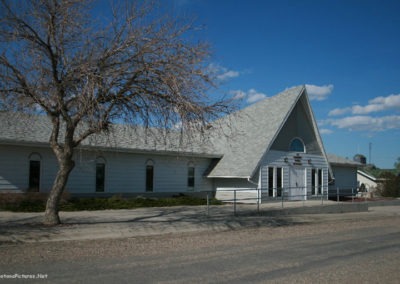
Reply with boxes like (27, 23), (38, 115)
(305, 84), (334, 101)
(217, 70), (240, 81)
(230, 88), (267, 104)
(353, 94), (400, 114)
(319, 128), (333, 135)
(326, 115), (400, 132)
(329, 93), (400, 116)
(370, 93), (400, 106)
(230, 90), (246, 100)
(208, 63), (240, 81)
(328, 107), (351, 116)
(247, 89), (267, 103)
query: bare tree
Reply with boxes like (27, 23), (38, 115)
(0, 0), (232, 225)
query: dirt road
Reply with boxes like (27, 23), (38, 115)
(1, 206), (399, 283)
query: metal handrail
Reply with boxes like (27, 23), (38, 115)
(213, 186), (359, 215)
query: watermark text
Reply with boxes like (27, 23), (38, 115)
(0, 273), (48, 279)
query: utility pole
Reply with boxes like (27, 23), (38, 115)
(369, 142), (372, 165)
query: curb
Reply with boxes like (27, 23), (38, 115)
(245, 202), (369, 216)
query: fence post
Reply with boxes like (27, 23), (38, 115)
(257, 188), (260, 214)
(321, 187), (323, 205)
(206, 192), (210, 216)
(352, 188), (354, 203)
(337, 187), (339, 203)
(234, 190), (237, 216)
(281, 189), (284, 208)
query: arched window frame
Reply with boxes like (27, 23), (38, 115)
(28, 152), (42, 192)
(95, 156), (106, 192)
(289, 137), (306, 153)
(145, 159), (155, 192)
(187, 161), (195, 190)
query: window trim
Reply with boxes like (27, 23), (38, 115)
(29, 161), (41, 192)
(145, 160), (154, 192)
(289, 137), (306, 153)
(95, 157), (106, 192)
(187, 163), (195, 190)
(267, 166), (283, 197)
(28, 152), (42, 192)
(312, 168), (323, 195)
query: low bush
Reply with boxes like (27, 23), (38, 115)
(0, 192), (47, 212)
(0, 193), (222, 212)
(377, 172), (400, 197)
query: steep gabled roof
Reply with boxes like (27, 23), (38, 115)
(208, 85), (318, 178)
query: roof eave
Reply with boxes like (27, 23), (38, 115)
(0, 139), (223, 159)
(207, 175), (251, 179)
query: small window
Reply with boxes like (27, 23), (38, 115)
(267, 167), (283, 197)
(276, 167), (282, 197)
(96, 163), (105, 192)
(312, 169), (317, 195)
(29, 160), (41, 192)
(312, 169), (323, 195)
(187, 167), (195, 189)
(289, 138), (305, 152)
(268, 167), (274, 196)
(146, 165), (154, 192)
(318, 169), (322, 195)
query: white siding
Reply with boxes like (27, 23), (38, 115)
(261, 150), (329, 199)
(0, 144), (214, 194)
(214, 178), (258, 203)
(329, 165), (358, 197)
(357, 173), (379, 192)
(0, 145), (58, 192)
(215, 188), (259, 203)
(0, 145), (30, 191)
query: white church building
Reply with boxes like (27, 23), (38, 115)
(0, 86), (358, 202)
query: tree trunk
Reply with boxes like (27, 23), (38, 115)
(43, 158), (75, 226)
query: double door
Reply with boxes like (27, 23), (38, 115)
(289, 166), (306, 200)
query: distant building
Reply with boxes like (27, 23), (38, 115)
(357, 170), (387, 195)
(328, 154), (360, 197)
(353, 154), (367, 165)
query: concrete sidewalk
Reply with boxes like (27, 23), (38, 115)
(0, 200), (374, 244)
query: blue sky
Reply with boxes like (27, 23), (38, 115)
(164, 0), (400, 169)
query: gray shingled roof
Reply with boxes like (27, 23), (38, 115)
(327, 153), (361, 167)
(0, 112), (219, 157)
(208, 85), (306, 178)
(0, 85), (329, 178)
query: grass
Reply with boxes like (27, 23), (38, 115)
(0, 193), (222, 212)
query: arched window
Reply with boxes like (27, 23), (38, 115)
(28, 153), (41, 192)
(289, 138), (305, 152)
(187, 162), (195, 190)
(95, 157), (106, 192)
(146, 160), (154, 192)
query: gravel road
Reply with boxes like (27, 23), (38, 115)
(1, 206), (399, 283)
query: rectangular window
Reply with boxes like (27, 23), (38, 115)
(96, 163), (105, 192)
(312, 169), (323, 195)
(312, 169), (316, 195)
(146, 165), (154, 192)
(268, 167), (274, 196)
(276, 167), (282, 197)
(29, 161), (40, 192)
(187, 167), (195, 189)
(318, 169), (322, 195)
